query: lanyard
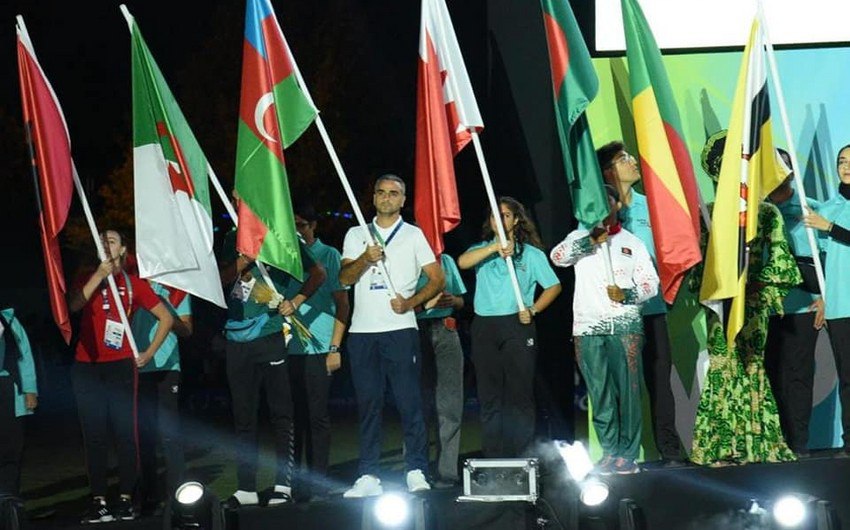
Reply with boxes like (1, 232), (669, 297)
(102, 270), (134, 318)
(370, 221), (403, 248)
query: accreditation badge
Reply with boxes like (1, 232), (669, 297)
(232, 276), (257, 303)
(368, 265), (388, 291)
(103, 319), (125, 350)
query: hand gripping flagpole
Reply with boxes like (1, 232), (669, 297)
(758, 2), (826, 301)
(280, 37), (398, 299)
(470, 134), (528, 313)
(72, 163), (140, 359)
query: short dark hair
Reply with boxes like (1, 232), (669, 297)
(374, 174), (406, 195)
(293, 201), (319, 223)
(597, 141), (626, 170)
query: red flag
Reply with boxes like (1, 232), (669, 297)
(16, 17), (73, 344)
(414, 0), (484, 256)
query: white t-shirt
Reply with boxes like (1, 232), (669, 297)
(342, 218), (437, 333)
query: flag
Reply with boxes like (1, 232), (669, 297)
(235, 0), (317, 280)
(414, 0), (483, 256)
(127, 9), (226, 308)
(539, 0), (609, 229)
(621, 0), (702, 304)
(16, 17), (73, 344)
(700, 18), (785, 347)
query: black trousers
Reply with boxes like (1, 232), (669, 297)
(766, 312), (818, 452)
(225, 333), (293, 491)
(827, 317), (850, 448)
(471, 315), (537, 458)
(138, 370), (184, 502)
(288, 354), (331, 493)
(72, 359), (139, 497)
(0, 377), (23, 497)
(641, 314), (683, 459)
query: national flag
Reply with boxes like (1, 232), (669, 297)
(16, 17), (73, 344)
(414, 0), (483, 256)
(235, 0), (317, 280)
(126, 9), (226, 308)
(700, 18), (785, 347)
(539, 0), (609, 230)
(621, 0), (702, 304)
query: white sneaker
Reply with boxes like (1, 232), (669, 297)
(406, 469), (431, 492)
(343, 474), (383, 498)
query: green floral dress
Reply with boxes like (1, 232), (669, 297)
(691, 202), (802, 465)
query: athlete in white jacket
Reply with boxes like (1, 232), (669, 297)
(550, 188), (659, 474)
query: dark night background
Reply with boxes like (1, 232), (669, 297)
(0, 0), (597, 453)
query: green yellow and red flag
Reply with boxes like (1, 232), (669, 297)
(621, 0), (702, 303)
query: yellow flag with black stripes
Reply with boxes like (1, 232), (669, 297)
(700, 17), (786, 348)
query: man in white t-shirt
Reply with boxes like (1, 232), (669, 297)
(339, 174), (445, 497)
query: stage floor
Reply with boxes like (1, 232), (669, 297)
(26, 453), (850, 529)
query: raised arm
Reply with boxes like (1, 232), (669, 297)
(550, 230), (599, 268)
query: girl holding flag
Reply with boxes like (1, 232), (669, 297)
(458, 197), (561, 458)
(69, 230), (173, 523)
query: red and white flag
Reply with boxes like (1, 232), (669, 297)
(16, 16), (74, 344)
(414, 0), (483, 256)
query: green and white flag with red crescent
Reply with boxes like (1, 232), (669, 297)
(234, 0), (317, 280)
(621, 0), (702, 304)
(127, 8), (226, 307)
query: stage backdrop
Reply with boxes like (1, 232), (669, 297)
(587, 45), (850, 452)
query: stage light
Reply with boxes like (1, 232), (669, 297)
(555, 440), (594, 482)
(176, 482), (205, 505)
(579, 479), (609, 507)
(373, 493), (410, 527)
(773, 495), (807, 528)
(170, 480), (223, 530)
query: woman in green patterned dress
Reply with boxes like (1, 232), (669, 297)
(690, 131), (800, 466)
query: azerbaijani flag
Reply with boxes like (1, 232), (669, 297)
(235, 0), (316, 280)
(414, 0), (483, 256)
(700, 18), (785, 347)
(540, 0), (609, 229)
(125, 7), (226, 308)
(621, 0), (702, 304)
(16, 16), (74, 343)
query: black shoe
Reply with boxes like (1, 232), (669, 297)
(113, 497), (136, 521)
(266, 490), (292, 506)
(81, 498), (114, 524)
(662, 458), (689, 468)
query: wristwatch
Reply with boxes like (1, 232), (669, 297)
(329, 345), (340, 353)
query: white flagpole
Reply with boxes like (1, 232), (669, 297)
(758, 3), (826, 300)
(469, 134), (527, 312)
(279, 35), (398, 299)
(71, 164), (140, 359)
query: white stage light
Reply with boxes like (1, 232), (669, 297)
(773, 495), (807, 528)
(174, 481), (204, 505)
(555, 440), (594, 482)
(579, 479), (610, 507)
(374, 493), (410, 527)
